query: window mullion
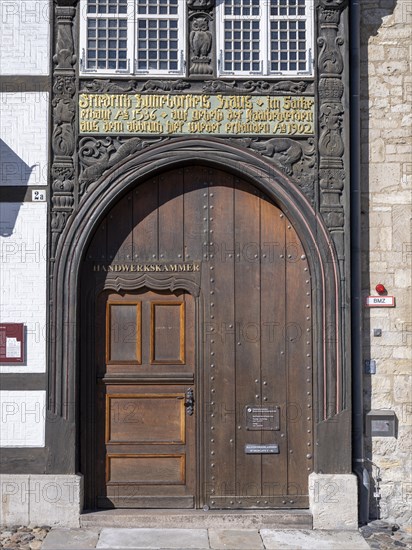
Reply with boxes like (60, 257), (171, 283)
(262, 3), (269, 76)
(127, 1), (135, 74)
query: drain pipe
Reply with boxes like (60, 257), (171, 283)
(350, 0), (370, 526)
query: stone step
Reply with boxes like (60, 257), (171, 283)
(80, 509), (313, 530)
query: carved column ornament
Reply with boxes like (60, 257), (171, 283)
(51, 1), (78, 260)
(317, 0), (347, 260)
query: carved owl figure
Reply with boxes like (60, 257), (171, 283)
(190, 17), (212, 57)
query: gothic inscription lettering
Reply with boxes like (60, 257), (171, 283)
(92, 262), (201, 273)
(79, 94), (315, 137)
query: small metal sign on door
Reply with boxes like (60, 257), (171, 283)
(245, 444), (280, 454)
(245, 405), (280, 431)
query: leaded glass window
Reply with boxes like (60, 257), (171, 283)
(217, 0), (313, 76)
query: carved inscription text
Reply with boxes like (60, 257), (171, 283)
(79, 93), (315, 136)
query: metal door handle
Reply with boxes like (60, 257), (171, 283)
(184, 388), (194, 416)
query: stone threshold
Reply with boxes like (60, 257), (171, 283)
(80, 509), (313, 530)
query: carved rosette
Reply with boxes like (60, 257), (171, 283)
(187, 0), (215, 76)
(317, 0), (347, 259)
(51, 2), (77, 260)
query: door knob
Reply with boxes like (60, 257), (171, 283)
(184, 388), (194, 416)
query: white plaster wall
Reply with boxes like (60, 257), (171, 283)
(0, 1), (50, 75)
(0, 391), (46, 447)
(0, 92), (49, 186)
(0, 202), (47, 373)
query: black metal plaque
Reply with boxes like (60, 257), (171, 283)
(245, 444), (279, 454)
(245, 405), (280, 431)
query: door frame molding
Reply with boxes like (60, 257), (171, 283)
(46, 138), (351, 479)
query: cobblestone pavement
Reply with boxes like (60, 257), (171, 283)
(360, 521), (411, 549)
(0, 526), (50, 549)
(0, 521), (410, 549)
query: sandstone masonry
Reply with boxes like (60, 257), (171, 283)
(360, 0), (412, 530)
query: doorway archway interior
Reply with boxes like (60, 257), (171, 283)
(80, 165), (313, 510)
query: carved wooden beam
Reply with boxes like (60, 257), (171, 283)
(316, 0), (348, 261)
(51, 1), (78, 260)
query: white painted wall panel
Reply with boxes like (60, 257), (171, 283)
(0, 391), (46, 447)
(0, 203), (47, 373)
(0, 1), (50, 75)
(0, 92), (49, 186)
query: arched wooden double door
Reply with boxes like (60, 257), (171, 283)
(81, 165), (313, 510)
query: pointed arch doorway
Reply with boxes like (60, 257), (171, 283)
(80, 165), (313, 510)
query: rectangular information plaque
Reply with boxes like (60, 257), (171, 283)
(0, 323), (24, 364)
(79, 93), (315, 137)
(245, 444), (279, 454)
(245, 405), (280, 431)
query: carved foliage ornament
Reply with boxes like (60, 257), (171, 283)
(51, 2), (77, 259)
(80, 79), (191, 93)
(80, 78), (314, 95)
(203, 80), (313, 94)
(317, 0), (347, 258)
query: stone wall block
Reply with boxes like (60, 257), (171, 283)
(0, 475), (82, 527)
(0, 475), (30, 526)
(309, 473), (358, 530)
(28, 475), (83, 527)
(393, 375), (411, 403)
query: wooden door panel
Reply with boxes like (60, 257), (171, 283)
(106, 395), (185, 444)
(158, 169), (184, 260)
(150, 302), (185, 364)
(285, 224), (313, 497)
(260, 197), (288, 494)
(107, 455), (185, 484)
(106, 303), (142, 363)
(233, 179), (262, 497)
(132, 177), (159, 262)
(205, 171), (237, 504)
(202, 173), (312, 509)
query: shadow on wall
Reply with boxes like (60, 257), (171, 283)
(359, 0), (402, 522)
(0, 139), (37, 237)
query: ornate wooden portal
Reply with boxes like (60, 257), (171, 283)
(80, 165), (313, 509)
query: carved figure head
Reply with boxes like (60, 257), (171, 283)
(192, 17), (209, 31)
